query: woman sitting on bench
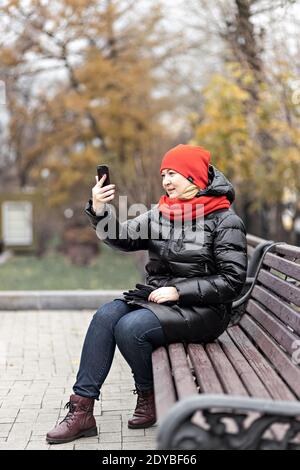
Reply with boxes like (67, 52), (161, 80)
(46, 144), (248, 444)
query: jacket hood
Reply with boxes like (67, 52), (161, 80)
(197, 165), (235, 204)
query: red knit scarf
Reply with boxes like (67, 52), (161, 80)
(158, 194), (230, 221)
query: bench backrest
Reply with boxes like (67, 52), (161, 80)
(239, 243), (300, 399)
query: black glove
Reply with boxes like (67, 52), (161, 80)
(123, 283), (155, 301)
(123, 283), (177, 306)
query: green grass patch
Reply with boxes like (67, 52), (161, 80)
(0, 244), (141, 290)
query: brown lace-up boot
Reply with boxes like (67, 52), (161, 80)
(128, 388), (156, 429)
(46, 394), (97, 444)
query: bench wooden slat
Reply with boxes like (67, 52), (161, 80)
(218, 331), (283, 441)
(246, 299), (299, 356)
(218, 332), (270, 399)
(168, 343), (198, 399)
(263, 252), (300, 281)
(187, 343), (223, 394)
(258, 270), (300, 306)
(246, 234), (266, 247)
(152, 346), (176, 420)
(252, 285), (300, 335)
(228, 325), (295, 401)
(239, 315), (300, 398)
(205, 342), (248, 396)
(275, 243), (300, 259)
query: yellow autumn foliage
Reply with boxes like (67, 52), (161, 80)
(191, 63), (300, 207)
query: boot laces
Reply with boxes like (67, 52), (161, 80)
(132, 389), (151, 409)
(59, 401), (76, 427)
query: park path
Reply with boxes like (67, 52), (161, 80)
(0, 310), (157, 450)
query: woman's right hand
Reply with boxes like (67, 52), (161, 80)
(92, 174), (116, 215)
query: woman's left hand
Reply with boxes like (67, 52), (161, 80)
(148, 287), (179, 303)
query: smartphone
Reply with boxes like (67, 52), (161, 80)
(97, 164), (110, 186)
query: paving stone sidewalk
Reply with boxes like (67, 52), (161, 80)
(0, 310), (157, 450)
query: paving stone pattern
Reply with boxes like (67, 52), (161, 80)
(0, 310), (157, 450)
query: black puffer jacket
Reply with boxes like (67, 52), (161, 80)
(85, 166), (247, 343)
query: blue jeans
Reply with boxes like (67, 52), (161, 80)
(73, 299), (167, 399)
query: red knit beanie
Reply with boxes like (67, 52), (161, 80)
(160, 144), (211, 189)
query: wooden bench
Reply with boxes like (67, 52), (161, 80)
(152, 241), (300, 450)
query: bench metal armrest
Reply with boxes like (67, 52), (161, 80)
(233, 241), (287, 311)
(232, 277), (255, 309)
(157, 394), (300, 450)
(247, 240), (274, 277)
